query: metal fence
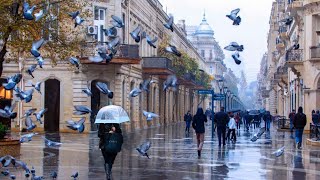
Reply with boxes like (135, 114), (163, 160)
(286, 49), (303, 61)
(142, 57), (173, 70)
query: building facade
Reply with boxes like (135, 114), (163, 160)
(262, 0), (320, 130)
(185, 13), (243, 112)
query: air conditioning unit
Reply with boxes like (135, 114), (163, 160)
(87, 26), (97, 35)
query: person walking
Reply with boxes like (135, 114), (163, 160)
(215, 107), (229, 147)
(192, 107), (207, 158)
(235, 112), (241, 130)
(312, 110), (319, 125)
(227, 113), (236, 143)
(289, 109), (296, 132)
(263, 111), (272, 131)
(184, 110), (192, 133)
(98, 123), (123, 180)
(293, 107), (307, 149)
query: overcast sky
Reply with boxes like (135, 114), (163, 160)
(158, 0), (273, 83)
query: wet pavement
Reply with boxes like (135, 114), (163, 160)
(2, 121), (320, 180)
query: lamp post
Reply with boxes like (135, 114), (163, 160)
(226, 90), (231, 112)
(217, 79), (224, 109)
(223, 87), (228, 111)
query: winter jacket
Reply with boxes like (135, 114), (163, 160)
(293, 113), (307, 129)
(214, 111), (229, 128)
(228, 118), (236, 129)
(184, 113), (192, 122)
(98, 123), (122, 149)
(192, 114), (207, 133)
(312, 114), (319, 124)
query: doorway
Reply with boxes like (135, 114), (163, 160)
(44, 79), (60, 132)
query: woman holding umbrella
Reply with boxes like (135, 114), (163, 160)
(96, 105), (128, 180)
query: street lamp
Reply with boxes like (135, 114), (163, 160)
(217, 79), (224, 109)
(223, 87), (228, 111)
(227, 90), (231, 111)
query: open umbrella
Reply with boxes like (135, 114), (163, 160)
(94, 105), (130, 124)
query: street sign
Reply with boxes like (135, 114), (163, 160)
(198, 89), (214, 94)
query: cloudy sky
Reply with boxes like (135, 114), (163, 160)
(158, 0), (273, 83)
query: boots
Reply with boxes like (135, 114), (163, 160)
(104, 164), (112, 180)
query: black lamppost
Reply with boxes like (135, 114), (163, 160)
(217, 79), (224, 109)
(227, 90), (231, 112)
(223, 87), (228, 111)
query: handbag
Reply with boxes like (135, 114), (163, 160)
(104, 133), (124, 153)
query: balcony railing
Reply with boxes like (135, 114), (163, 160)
(279, 26), (287, 33)
(142, 57), (174, 76)
(310, 46), (320, 59)
(80, 43), (141, 64)
(285, 49), (303, 61)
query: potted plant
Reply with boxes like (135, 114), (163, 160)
(0, 122), (8, 140)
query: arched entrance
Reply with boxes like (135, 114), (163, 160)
(90, 80), (112, 131)
(44, 79), (60, 132)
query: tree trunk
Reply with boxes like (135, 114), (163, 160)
(0, 27), (13, 77)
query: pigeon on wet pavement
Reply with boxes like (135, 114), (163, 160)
(136, 141), (151, 159)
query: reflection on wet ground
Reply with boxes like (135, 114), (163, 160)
(3, 122), (320, 179)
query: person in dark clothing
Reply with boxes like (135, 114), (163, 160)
(214, 107), (229, 147)
(184, 111), (192, 133)
(293, 107), (307, 149)
(98, 123), (123, 180)
(289, 109), (296, 132)
(192, 107), (207, 158)
(235, 112), (241, 130)
(312, 110), (319, 125)
(244, 112), (251, 131)
(263, 111), (272, 131)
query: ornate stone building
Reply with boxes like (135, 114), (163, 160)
(185, 13), (243, 112)
(262, 0), (320, 130)
(0, 0), (211, 133)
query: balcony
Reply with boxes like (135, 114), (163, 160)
(79, 43), (141, 65)
(276, 39), (285, 50)
(286, 0), (303, 13)
(142, 57), (175, 78)
(286, 49), (303, 62)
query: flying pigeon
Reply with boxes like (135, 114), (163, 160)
(250, 128), (265, 142)
(165, 45), (181, 57)
(0, 155), (16, 167)
(24, 108), (37, 117)
(14, 160), (30, 173)
(103, 27), (118, 38)
(30, 166), (35, 175)
(23, 2), (36, 20)
(129, 87), (142, 98)
(20, 133), (38, 143)
(0, 102), (17, 119)
(73, 105), (92, 115)
(15, 88), (34, 103)
(130, 25), (142, 43)
(25, 172), (30, 178)
(2, 73), (22, 90)
(89, 46), (117, 63)
(1, 169), (10, 176)
(68, 11), (80, 20)
(224, 42), (244, 52)
(231, 52), (241, 65)
(32, 175), (44, 180)
(111, 15), (125, 28)
(272, 146), (285, 157)
(33, 108), (47, 124)
(106, 37), (120, 50)
(25, 116), (36, 131)
(35, 10), (45, 22)
(136, 141), (151, 159)
(163, 75), (178, 91)
(31, 82), (42, 94)
(96, 82), (113, 99)
(66, 117), (86, 133)
(42, 136), (62, 147)
(143, 111), (159, 121)
(164, 15), (174, 32)
(10, 175), (16, 180)
(26, 64), (37, 78)
(75, 15), (84, 28)
(279, 17), (293, 26)
(36, 56), (44, 68)
(31, 38), (45, 58)
(140, 79), (155, 93)
(146, 35), (158, 48)
(71, 172), (79, 179)
(69, 57), (80, 69)
(256, 127), (266, 137)
(226, 8), (241, 25)
(82, 86), (92, 97)
(50, 171), (58, 179)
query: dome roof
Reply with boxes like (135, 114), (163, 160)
(195, 13), (214, 36)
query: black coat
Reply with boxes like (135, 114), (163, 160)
(293, 113), (307, 129)
(98, 123), (122, 149)
(184, 113), (192, 122)
(214, 111), (229, 128)
(192, 114), (207, 133)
